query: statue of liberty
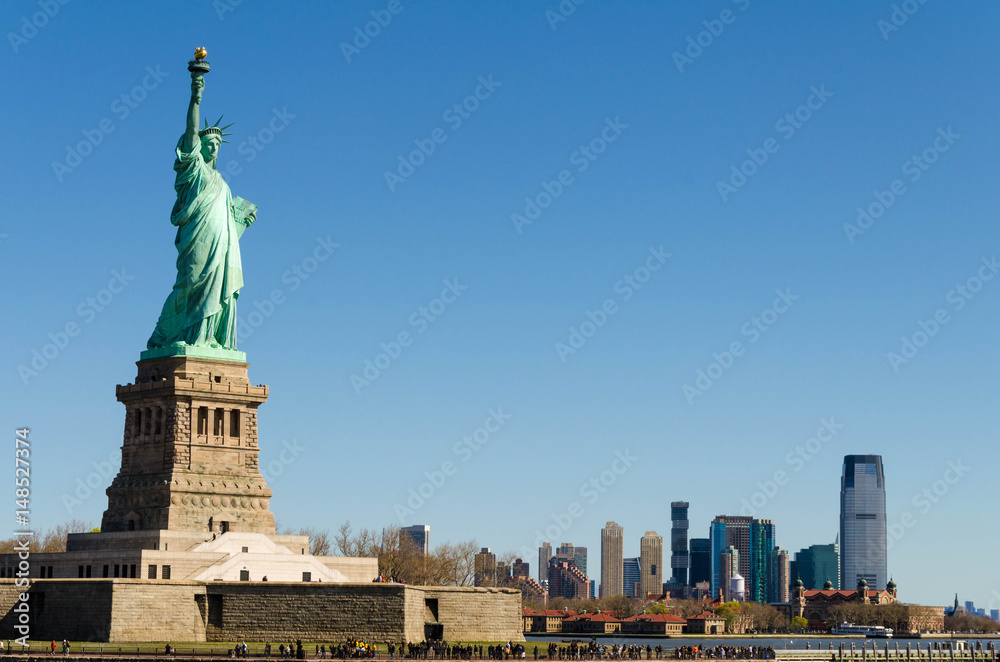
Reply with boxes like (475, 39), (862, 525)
(147, 49), (256, 355)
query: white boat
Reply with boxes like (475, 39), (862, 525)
(831, 622), (894, 638)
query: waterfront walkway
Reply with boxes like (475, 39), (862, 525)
(776, 651), (998, 662)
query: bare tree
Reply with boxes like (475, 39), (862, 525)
(0, 520), (92, 554)
(602, 594), (641, 620)
(743, 601), (788, 632)
(335, 520), (358, 556)
(297, 526), (331, 556)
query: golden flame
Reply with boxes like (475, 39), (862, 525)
(195, 47), (207, 60)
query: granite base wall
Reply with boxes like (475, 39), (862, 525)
(0, 581), (522, 643)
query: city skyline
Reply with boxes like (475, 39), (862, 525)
(4, 2), (997, 610)
(518, 465), (963, 607)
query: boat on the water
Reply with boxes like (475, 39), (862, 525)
(831, 622), (894, 638)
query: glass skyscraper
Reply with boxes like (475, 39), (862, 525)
(623, 557), (640, 596)
(670, 501), (690, 585)
(689, 538), (711, 587)
(709, 516), (751, 599)
(749, 519), (775, 603)
(840, 454), (887, 590)
(790, 539), (840, 589)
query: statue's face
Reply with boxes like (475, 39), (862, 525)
(201, 135), (221, 164)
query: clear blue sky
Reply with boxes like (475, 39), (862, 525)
(2, 1), (998, 610)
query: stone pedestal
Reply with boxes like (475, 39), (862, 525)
(102, 355), (275, 534)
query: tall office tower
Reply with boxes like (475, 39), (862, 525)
(769, 546), (790, 603)
(840, 455), (887, 590)
(601, 522), (624, 598)
(623, 557), (640, 597)
(670, 501), (690, 585)
(689, 538), (711, 587)
(474, 547), (497, 587)
(719, 546), (739, 601)
(538, 542), (552, 584)
(709, 516), (751, 598)
(401, 524), (430, 555)
(790, 539), (840, 589)
(512, 558), (530, 579)
(749, 519), (776, 603)
(639, 531), (664, 598)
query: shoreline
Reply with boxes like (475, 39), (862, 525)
(523, 633), (1000, 641)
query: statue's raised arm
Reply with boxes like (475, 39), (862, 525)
(183, 73), (204, 155)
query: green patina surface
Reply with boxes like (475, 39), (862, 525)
(139, 345), (246, 362)
(146, 62), (256, 363)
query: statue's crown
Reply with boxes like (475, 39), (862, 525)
(199, 116), (234, 143)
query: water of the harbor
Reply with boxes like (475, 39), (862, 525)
(524, 635), (1000, 651)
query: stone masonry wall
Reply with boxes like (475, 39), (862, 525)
(420, 586), (523, 642)
(0, 580), (116, 641)
(0, 581), (522, 643)
(109, 581), (205, 642)
(208, 582), (408, 642)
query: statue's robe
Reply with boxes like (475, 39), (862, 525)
(147, 136), (253, 350)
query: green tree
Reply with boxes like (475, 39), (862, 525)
(714, 601), (743, 630)
(791, 616), (808, 631)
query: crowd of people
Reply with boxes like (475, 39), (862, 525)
(218, 639), (773, 661)
(673, 645), (775, 660)
(540, 642), (776, 661)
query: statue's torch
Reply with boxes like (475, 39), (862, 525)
(188, 47), (210, 75)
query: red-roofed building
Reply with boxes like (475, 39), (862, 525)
(522, 608), (577, 633)
(621, 612), (687, 635)
(780, 577), (943, 633)
(685, 611), (726, 634)
(784, 577), (898, 628)
(563, 611), (622, 634)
